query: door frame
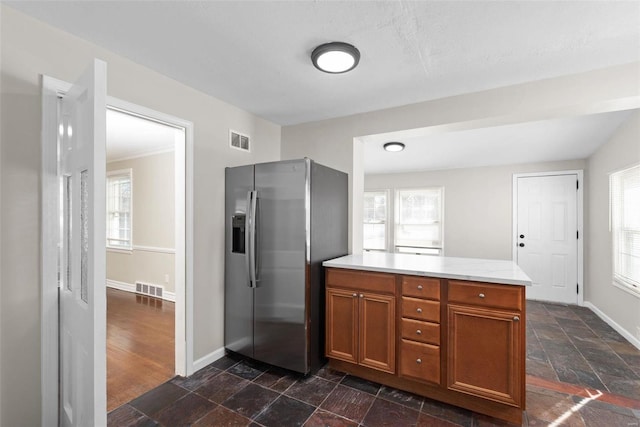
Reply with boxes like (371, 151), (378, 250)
(511, 170), (584, 305)
(41, 75), (195, 424)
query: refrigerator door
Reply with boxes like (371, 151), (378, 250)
(224, 165), (255, 358)
(253, 159), (309, 373)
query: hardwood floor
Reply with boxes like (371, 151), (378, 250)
(107, 288), (175, 411)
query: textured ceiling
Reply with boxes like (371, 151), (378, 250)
(7, 1), (640, 126)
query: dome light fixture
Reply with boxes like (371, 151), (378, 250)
(311, 42), (360, 74)
(383, 142), (405, 152)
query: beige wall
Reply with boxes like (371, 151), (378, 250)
(107, 151), (176, 293)
(281, 62), (640, 254)
(366, 159), (587, 260)
(586, 111), (640, 343)
(0, 6), (281, 425)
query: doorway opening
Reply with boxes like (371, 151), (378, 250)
(40, 72), (195, 424)
(105, 108), (183, 410)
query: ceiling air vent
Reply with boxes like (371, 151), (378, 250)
(230, 130), (250, 152)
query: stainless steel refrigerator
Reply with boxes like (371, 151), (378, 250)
(225, 158), (348, 374)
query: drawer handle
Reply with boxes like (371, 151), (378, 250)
(417, 285), (423, 290)
(513, 316), (520, 322)
(416, 308), (423, 313)
(478, 293), (485, 298)
(416, 329), (422, 335)
(416, 358), (422, 364)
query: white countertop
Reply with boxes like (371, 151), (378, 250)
(323, 252), (532, 286)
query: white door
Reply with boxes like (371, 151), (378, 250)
(516, 174), (578, 304)
(59, 59), (107, 427)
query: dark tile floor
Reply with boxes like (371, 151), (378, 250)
(108, 301), (640, 426)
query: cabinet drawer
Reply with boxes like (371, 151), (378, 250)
(399, 339), (440, 384)
(402, 276), (440, 300)
(448, 280), (523, 311)
(401, 318), (440, 345)
(401, 297), (440, 322)
(326, 268), (395, 294)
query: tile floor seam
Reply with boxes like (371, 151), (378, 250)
(358, 392), (380, 427)
(188, 402), (220, 427)
(297, 376), (337, 410)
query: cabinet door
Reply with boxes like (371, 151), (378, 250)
(447, 305), (523, 407)
(326, 288), (358, 364)
(359, 293), (396, 373)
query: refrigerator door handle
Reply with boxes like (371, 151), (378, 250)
(248, 190), (258, 288)
(245, 191), (254, 287)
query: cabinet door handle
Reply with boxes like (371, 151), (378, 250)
(416, 308), (423, 313)
(352, 293), (357, 297)
(416, 358), (422, 364)
(417, 285), (423, 290)
(416, 330), (422, 335)
(359, 293), (364, 298)
(513, 316), (520, 322)
(478, 293), (485, 298)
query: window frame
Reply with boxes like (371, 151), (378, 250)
(393, 186), (444, 256)
(610, 163), (640, 298)
(106, 168), (133, 252)
(363, 189), (390, 252)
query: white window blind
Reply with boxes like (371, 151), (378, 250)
(107, 169), (132, 249)
(363, 190), (388, 251)
(395, 188), (443, 253)
(610, 164), (640, 296)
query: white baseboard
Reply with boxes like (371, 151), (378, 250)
(583, 301), (640, 350)
(107, 279), (176, 302)
(107, 279), (136, 293)
(192, 347), (226, 373)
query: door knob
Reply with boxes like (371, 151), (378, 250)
(416, 358), (422, 364)
(519, 243), (525, 247)
(519, 234), (525, 239)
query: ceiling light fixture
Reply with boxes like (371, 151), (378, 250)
(311, 42), (360, 74)
(383, 142), (405, 152)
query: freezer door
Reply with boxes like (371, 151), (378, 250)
(254, 159), (309, 373)
(224, 165), (255, 358)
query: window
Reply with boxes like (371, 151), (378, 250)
(107, 169), (132, 250)
(611, 164), (640, 296)
(363, 190), (388, 251)
(395, 188), (443, 254)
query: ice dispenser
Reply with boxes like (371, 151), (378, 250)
(231, 214), (246, 254)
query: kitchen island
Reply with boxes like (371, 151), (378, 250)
(322, 252), (531, 424)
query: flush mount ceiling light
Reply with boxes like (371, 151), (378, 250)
(383, 142), (405, 152)
(311, 42), (360, 74)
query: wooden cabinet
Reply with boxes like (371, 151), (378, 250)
(447, 280), (525, 407)
(325, 288), (358, 364)
(399, 276), (441, 385)
(325, 268), (526, 425)
(325, 269), (396, 374)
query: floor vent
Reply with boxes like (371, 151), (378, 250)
(135, 281), (164, 299)
(230, 130), (250, 151)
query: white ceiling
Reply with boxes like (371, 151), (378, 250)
(7, 1), (640, 126)
(363, 110), (634, 174)
(8, 1), (639, 172)
(106, 109), (178, 162)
